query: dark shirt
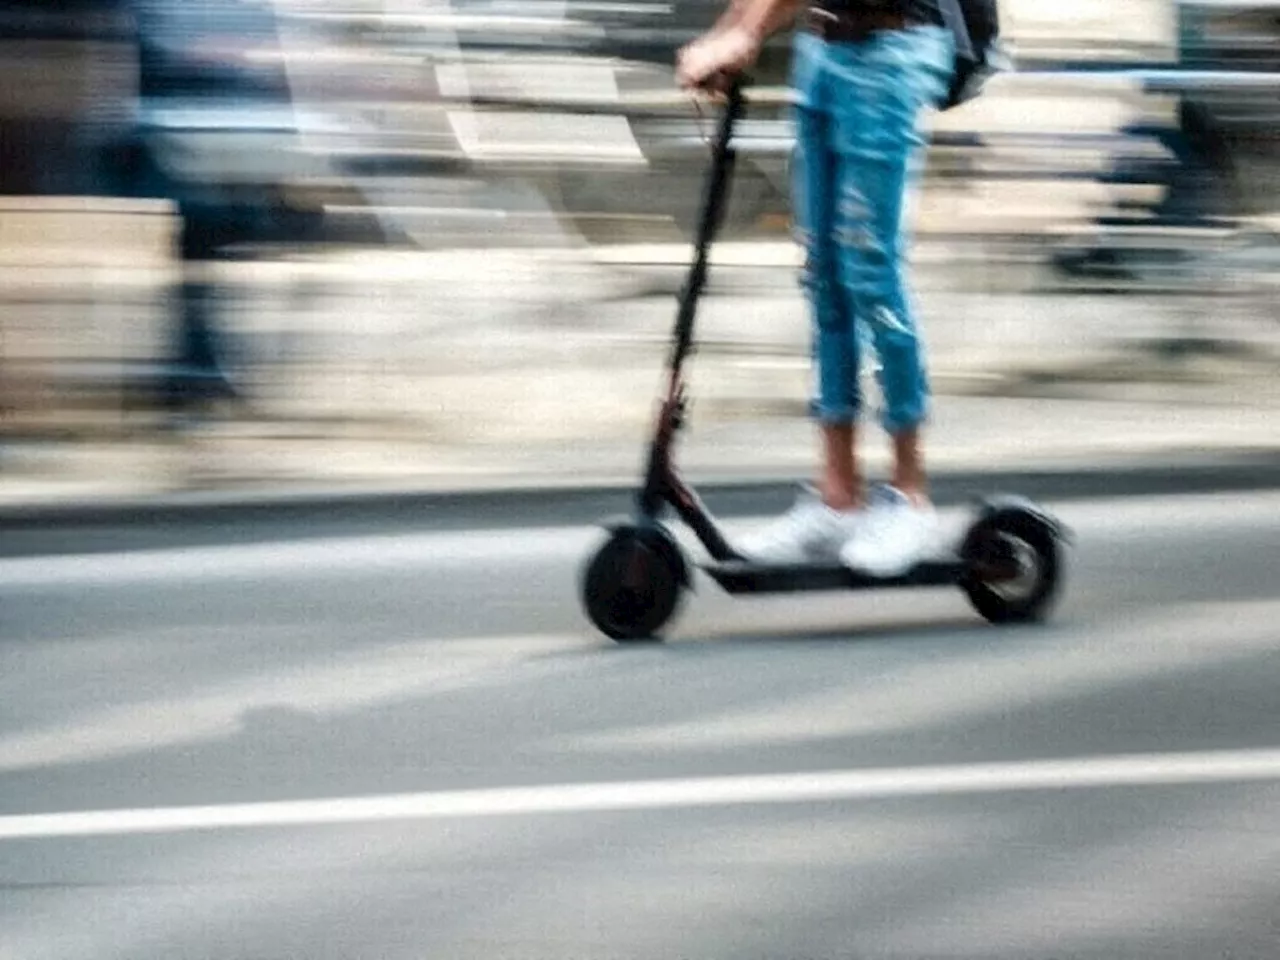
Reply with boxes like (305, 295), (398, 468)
(902, 0), (945, 25)
(821, 0), (974, 60)
(907, 0), (974, 60)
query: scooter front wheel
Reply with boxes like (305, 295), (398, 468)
(581, 525), (685, 642)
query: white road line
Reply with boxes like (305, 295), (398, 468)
(4, 747), (1280, 841)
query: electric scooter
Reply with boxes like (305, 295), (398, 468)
(580, 79), (1067, 643)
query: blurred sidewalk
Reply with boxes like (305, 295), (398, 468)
(0, 391), (1276, 508)
(1, 194), (1278, 507)
(1, 237), (1277, 507)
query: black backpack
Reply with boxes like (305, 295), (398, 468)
(938, 0), (1007, 111)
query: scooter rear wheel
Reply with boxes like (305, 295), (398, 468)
(960, 509), (1063, 624)
(581, 526), (684, 642)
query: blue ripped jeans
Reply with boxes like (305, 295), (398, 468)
(790, 26), (953, 434)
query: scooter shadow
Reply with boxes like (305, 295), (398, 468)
(658, 613), (1055, 650)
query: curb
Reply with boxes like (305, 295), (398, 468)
(0, 452), (1277, 558)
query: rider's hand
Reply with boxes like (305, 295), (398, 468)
(676, 24), (761, 93)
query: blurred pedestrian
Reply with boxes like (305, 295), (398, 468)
(107, 0), (302, 420)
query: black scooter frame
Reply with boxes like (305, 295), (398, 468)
(634, 81), (747, 567)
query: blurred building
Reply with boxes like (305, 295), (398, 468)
(1052, 0), (1280, 282)
(0, 0), (1276, 430)
(1176, 0), (1280, 218)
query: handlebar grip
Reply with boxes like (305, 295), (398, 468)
(694, 70), (752, 103)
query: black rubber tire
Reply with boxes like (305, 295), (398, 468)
(581, 527), (684, 642)
(961, 510), (1063, 625)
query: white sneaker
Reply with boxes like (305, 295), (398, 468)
(840, 484), (940, 577)
(736, 487), (861, 565)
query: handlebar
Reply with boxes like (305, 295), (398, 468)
(693, 71), (751, 109)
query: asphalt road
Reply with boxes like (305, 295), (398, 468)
(0, 491), (1278, 960)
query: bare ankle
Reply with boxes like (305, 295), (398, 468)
(890, 427), (928, 507)
(824, 492), (862, 512)
(895, 486), (931, 509)
(818, 423), (862, 512)
(817, 477), (860, 512)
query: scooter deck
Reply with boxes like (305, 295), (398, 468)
(701, 557), (967, 595)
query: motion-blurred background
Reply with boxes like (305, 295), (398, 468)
(2, 10), (1279, 957)
(0, 0), (1277, 496)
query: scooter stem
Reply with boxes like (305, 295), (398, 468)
(637, 79), (749, 546)
(668, 79), (748, 374)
